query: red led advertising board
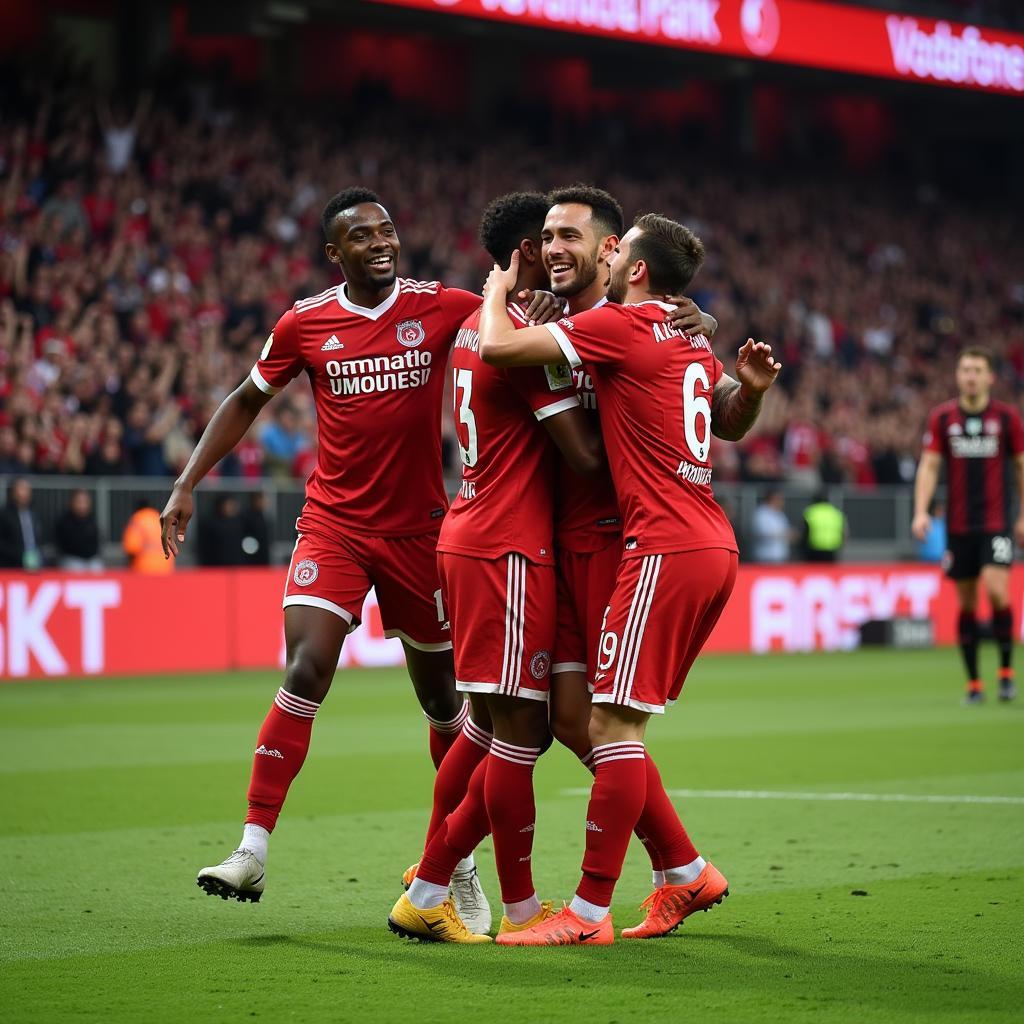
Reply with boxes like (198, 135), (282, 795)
(366, 0), (1024, 96)
(1, 563), (1018, 679)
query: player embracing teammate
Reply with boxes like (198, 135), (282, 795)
(391, 199), (780, 944)
(477, 212), (780, 945)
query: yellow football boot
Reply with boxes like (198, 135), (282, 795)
(387, 892), (493, 943)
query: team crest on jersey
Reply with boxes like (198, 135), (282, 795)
(396, 319), (425, 348)
(530, 650), (551, 680)
(985, 418), (1001, 435)
(293, 559), (319, 587)
(544, 362), (573, 391)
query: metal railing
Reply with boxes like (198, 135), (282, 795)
(0, 474), (924, 566)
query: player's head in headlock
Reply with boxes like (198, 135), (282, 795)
(478, 191), (551, 294)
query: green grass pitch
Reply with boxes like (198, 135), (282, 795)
(1, 648), (1022, 1023)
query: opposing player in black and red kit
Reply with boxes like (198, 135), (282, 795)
(389, 192), (604, 942)
(477, 213), (781, 944)
(160, 188), (558, 913)
(913, 347), (1024, 704)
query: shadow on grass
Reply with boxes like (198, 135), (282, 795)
(227, 926), (1019, 1019)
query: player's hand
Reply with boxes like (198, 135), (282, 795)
(1014, 516), (1024, 548)
(664, 296), (716, 338)
(735, 338), (781, 395)
(160, 484), (193, 559)
(911, 513), (931, 542)
(484, 251), (520, 300)
(519, 289), (563, 325)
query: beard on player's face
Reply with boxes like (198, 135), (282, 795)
(606, 260), (631, 304)
(548, 247), (600, 297)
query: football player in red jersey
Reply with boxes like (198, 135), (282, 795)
(477, 213), (780, 945)
(913, 347), (1024, 704)
(389, 192), (605, 942)
(540, 186), (718, 899)
(160, 188), (559, 918)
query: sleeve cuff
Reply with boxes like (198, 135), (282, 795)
(544, 322), (582, 368)
(534, 395), (580, 421)
(250, 365), (281, 395)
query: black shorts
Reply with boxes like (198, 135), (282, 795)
(944, 533), (1014, 580)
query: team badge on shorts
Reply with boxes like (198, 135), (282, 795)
(293, 558), (319, 586)
(396, 319), (425, 348)
(530, 650), (551, 680)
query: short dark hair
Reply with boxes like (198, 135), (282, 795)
(547, 184), (624, 238)
(321, 187), (381, 241)
(958, 346), (993, 370)
(629, 213), (705, 294)
(478, 192), (551, 264)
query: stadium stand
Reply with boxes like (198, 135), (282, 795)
(1, 63), (1022, 502)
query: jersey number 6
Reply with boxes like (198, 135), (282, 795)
(683, 362), (712, 463)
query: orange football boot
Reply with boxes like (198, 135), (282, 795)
(621, 863), (729, 939)
(495, 904), (613, 946)
(402, 863), (418, 889)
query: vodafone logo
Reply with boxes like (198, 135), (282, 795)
(740, 0), (780, 56)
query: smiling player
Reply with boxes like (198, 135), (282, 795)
(162, 188), (557, 921)
(477, 213), (781, 944)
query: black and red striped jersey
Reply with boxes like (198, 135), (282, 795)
(923, 399), (1024, 535)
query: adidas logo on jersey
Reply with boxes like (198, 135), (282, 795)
(321, 335), (344, 351)
(255, 745), (284, 758)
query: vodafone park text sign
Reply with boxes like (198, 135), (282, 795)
(0, 565), (1019, 679)
(370, 0), (1024, 96)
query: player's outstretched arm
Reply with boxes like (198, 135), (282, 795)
(479, 253), (568, 367)
(542, 407), (605, 477)
(160, 378), (273, 558)
(663, 296), (717, 338)
(711, 338), (781, 441)
(911, 451), (942, 541)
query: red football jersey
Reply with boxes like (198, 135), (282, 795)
(438, 302), (579, 564)
(252, 279), (480, 536)
(545, 301), (737, 558)
(923, 398), (1024, 535)
(554, 296), (623, 553)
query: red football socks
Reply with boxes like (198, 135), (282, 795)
(576, 741), (648, 908)
(425, 701), (470, 769)
(417, 758), (491, 887)
(245, 688), (319, 832)
(485, 740), (542, 904)
(634, 753), (699, 869)
(423, 714), (492, 846)
(583, 747), (663, 872)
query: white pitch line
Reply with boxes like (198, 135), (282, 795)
(560, 788), (1024, 806)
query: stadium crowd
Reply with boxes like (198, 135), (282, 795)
(1, 69), (1022, 492)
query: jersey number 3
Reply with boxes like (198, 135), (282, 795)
(454, 368), (479, 468)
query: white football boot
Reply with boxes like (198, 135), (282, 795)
(449, 864), (491, 934)
(197, 849), (265, 903)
